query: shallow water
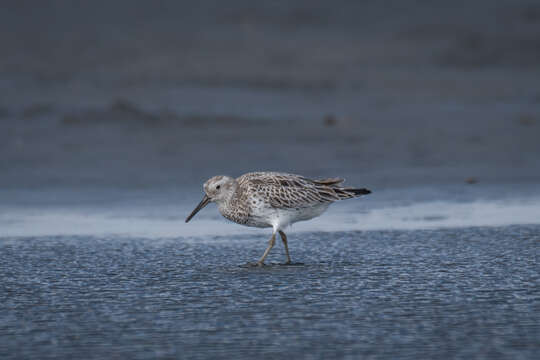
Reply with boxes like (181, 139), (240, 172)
(2, 185), (540, 238)
(1, 225), (538, 359)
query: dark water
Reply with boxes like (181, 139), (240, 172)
(1, 225), (538, 359)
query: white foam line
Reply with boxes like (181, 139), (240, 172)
(1, 199), (539, 238)
(298, 200), (540, 232)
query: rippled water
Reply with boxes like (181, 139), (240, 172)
(1, 225), (538, 359)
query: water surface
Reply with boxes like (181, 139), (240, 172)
(1, 226), (538, 359)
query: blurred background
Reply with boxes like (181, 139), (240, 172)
(1, 0), (540, 234)
(2, 3), (540, 359)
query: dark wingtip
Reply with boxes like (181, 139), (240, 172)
(354, 188), (371, 195)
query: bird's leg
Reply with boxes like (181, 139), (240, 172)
(257, 233), (276, 266)
(279, 230), (292, 264)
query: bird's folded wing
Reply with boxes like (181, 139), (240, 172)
(240, 173), (340, 209)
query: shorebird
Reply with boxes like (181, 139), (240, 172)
(185, 172), (371, 266)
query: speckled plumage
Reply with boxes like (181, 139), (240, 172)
(186, 171), (371, 265)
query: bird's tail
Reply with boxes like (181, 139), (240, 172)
(311, 177), (371, 201)
(333, 187), (371, 200)
(314, 183), (371, 201)
(313, 177), (345, 186)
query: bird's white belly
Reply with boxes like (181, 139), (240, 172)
(247, 203), (330, 229)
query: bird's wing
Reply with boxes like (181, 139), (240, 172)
(237, 172), (342, 209)
(312, 177), (345, 186)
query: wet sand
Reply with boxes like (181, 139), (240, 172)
(1, 226), (539, 359)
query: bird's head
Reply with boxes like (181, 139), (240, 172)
(185, 175), (236, 223)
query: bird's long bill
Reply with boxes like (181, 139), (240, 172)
(185, 195), (211, 223)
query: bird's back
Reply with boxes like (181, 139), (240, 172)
(237, 171), (369, 207)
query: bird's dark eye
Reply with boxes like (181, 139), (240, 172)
(216, 185), (221, 190)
